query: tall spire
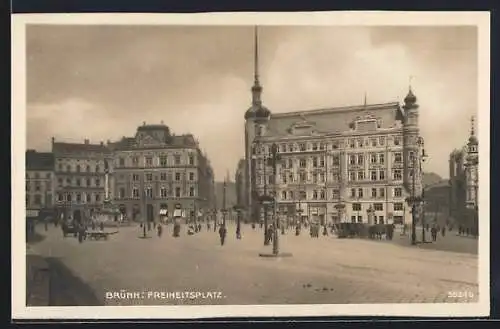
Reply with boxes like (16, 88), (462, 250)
(363, 92), (367, 107)
(470, 116), (475, 137)
(251, 26), (263, 106)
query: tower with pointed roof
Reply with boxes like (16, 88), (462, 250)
(402, 81), (422, 197)
(244, 26), (271, 220)
(465, 116), (478, 209)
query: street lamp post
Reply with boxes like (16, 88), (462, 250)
(270, 143), (281, 255)
(418, 137), (428, 243)
(406, 136), (427, 245)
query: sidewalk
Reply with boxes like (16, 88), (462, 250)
(26, 247), (50, 306)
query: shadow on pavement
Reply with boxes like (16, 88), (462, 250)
(26, 232), (46, 245)
(45, 257), (103, 306)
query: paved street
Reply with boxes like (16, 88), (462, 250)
(30, 222), (479, 306)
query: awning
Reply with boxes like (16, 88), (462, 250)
(159, 209), (168, 216)
(173, 209), (183, 217)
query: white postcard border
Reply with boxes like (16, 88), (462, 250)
(11, 11), (491, 319)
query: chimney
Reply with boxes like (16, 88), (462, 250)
(51, 137), (55, 144)
(84, 139), (89, 144)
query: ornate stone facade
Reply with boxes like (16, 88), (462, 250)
(25, 150), (55, 210)
(112, 123), (215, 222)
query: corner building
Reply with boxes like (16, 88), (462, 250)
(52, 138), (113, 220)
(244, 29), (423, 225)
(112, 123), (215, 222)
(25, 150), (55, 210)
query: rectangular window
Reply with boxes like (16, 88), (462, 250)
(358, 188), (363, 198)
(374, 203), (383, 211)
(371, 171), (377, 181)
(95, 194), (101, 202)
(282, 174), (288, 184)
(145, 157), (153, 167)
(320, 190), (326, 199)
(96, 179), (101, 187)
(160, 156), (168, 167)
(299, 143), (306, 151)
(189, 187), (195, 197)
(351, 188), (356, 198)
(357, 154), (364, 165)
(319, 172), (325, 183)
(161, 188), (168, 198)
(371, 154), (377, 163)
(379, 154), (385, 164)
(189, 172), (195, 181)
(189, 155), (194, 165)
(351, 216), (356, 223)
(34, 194), (42, 205)
(312, 157), (318, 168)
(379, 136), (385, 145)
(394, 170), (402, 180)
(349, 139), (355, 148)
(379, 216), (384, 224)
(394, 152), (402, 163)
(358, 171), (364, 181)
(333, 156), (340, 165)
(76, 193), (82, 202)
(119, 158), (125, 167)
(160, 172), (167, 181)
(287, 159), (293, 169)
(120, 188), (125, 198)
(35, 182), (41, 191)
(394, 188), (403, 197)
(357, 216), (362, 223)
(282, 191), (287, 200)
(146, 188), (153, 198)
(379, 188), (385, 198)
(371, 139), (377, 147)
(289, 191), (294, 200)
(300, 172), (307, 182)
(350, 155), (356, 165)
(358, 139), (364, 147)
(312, 191), (318, 200)
(133, 188), (139, 198)
(299, 159), (307, 168)
(280, 144), (286, 153)
(352, 203), (361, 211)
(312, 172), (318, 183)
(349, 171), (356, 181)
(175, 187), (181, 197)
(312, 143), (318, 151)
(394, 203), (404, 211)
(175, 155), (181, 165)
(319, 143), (325, 150)
(132, 157), (139, 166)
(371, 188), (377, 198)
(145, 173), (152, 181)
(175, 173), (181, 181)
(332, 189), (340, 200)
(379, 170), (386, 180)
(319, 157), (325, 167)
(394, 137), (401, 146)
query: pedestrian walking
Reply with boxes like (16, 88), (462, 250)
(251, 223), (256, 230)
(431, 226), (437, 242)
(219, 225), (227, 245)
(323, 225), (328, 236)
(207, 222), (211, 231)
(157, 224), (163, 238)
(100, 221), (104, 231)
(295, 225), (301, 236)
(441, 227), (446, 237)
(236, 226), (241, 240)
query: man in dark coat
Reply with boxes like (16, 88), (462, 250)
(219, 225), (227, 245)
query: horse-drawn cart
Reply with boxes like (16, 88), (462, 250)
(85, 230), (118, 241)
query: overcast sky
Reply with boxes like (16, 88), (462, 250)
(26, 25), (477, 181)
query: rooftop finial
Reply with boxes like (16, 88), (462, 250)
(250, 25), (263, 106)
(470, 116), (475, 137)
(363, 91), (367, 107)
(254, 25), (260, 86)
(409, 75), (414, 92)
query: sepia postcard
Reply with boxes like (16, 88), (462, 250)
(12, 11), (490, 320)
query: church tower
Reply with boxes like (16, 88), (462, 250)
(402, 83), (422, 197)
(465, 116), (479, 209)
(244, 26), (271, 221)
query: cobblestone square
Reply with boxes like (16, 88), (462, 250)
(30, 222), (479, 306)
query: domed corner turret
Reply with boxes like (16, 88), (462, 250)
(255, 105), (271, 119)
(403, 87), (419, 110)
(468, 134), (479, 146)
(244, 107), (256, 120)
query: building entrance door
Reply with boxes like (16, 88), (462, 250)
(73, 209), (82, 224)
